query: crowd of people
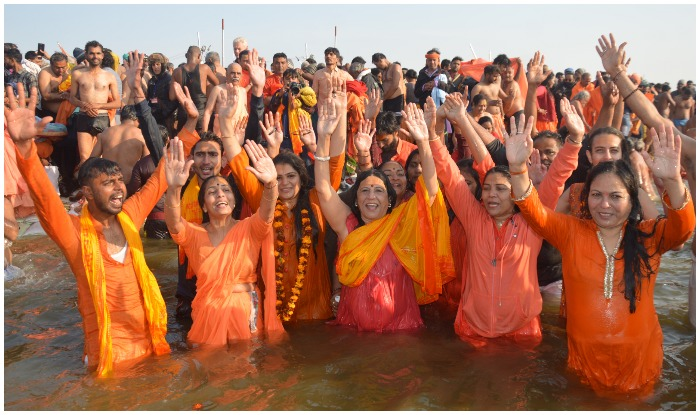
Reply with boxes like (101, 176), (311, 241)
(3, 33), (696, 397)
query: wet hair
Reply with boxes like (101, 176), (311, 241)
(484, 65), (500, 76)
(84, 40), (103, 53)
(49, 52), (67, 65)
(405, 69), (418, 80)
(587, 127), (631, 164)
(344, 169), (397, 227)
(493, 54), (510, 67)
(471, 93), (487, 106)
(533, 130), (563, 146)
(375, 111), (400, 136)
(579, 160), (659, 313)
(120, 105), (137, 121)
(5, 48), (22, 63)
(192, 131), (224, 154)
(484, 165), (519, 214)
(272, 150), (320, 257)
(371, 53), (386, 63)
(324, 47), (340, 56)
(404, 148), (421, 191)
(456, 158), (482, 201)
(197, 175), (243, 223)
(78, 157), (122, 187)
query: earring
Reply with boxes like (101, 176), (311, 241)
(388, 202), (392, 208)
(354, 201), (358, 207)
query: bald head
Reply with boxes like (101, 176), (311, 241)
(226, 62), (242, 85)
(186, 46), (201, 61)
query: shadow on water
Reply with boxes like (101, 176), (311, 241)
(4, 235), (696, 410)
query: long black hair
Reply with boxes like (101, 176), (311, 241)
(273, 151), (320, 257)
(579, 160), (659, 313)
(457, 158), (482, 201)
(197, 175), (243, 223)
(404, 148), (421, 192)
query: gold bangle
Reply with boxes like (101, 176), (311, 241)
(567, 136), (583, 145)
(165, 202), (180, 209)
(511, 180), (533, 202)
(314, 154), (331, 162)
(265, 181), (278, 189)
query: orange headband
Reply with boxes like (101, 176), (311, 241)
(425, 53), (440, 59)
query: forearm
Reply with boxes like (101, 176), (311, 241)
(593, 103), (615, 130)
(164, 188), (184, 234)
(509, 162), (531, 199)
(524, 86), (538, 135)
(662, 177), (688, 209)
(459, 115), (489, 163)
(245, 94), (264, 143)
(613, 71), (666, 134)
(416, 140), (438, 199)
(259, 181), (279, 223)
(612, 98), (624, 130)
(134, 99), (164, 163)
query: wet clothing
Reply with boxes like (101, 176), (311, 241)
(382, 94), (405, 115)
(176, 65), (208, 132)
(516, 188), (695, 393)
(75, 113), (109, 136)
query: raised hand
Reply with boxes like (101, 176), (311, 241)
(595, 34), (629, 76)
(353, 119), (375, 153)
(560, 97), (585, 139)
(247, 49), (266, 88)
(423, 96), (437, 135)
(164, 136), (194, 189)
(504, 114), (535, 167)
(526, 51), (551, 86)
(5, 84), (52, 146)
(316, 95), (341, 138)
(330, 76), (347, 113)
(641, 124), (682, 181)
(400, 103), (430, 142)
(528, 148), (547, 186)
(124, 50), (145, 92)
(363, 87), (383, 121)
(599, 73), (620, 106)
(172, 83), (198, 119)
(441, 93), (467, 123)
(243, 139), (277, 185)
(231, 116), (248, 145)
(218, 83), (241, 121)
(298, 113), (317, 150)
(259, 111), (283, 149)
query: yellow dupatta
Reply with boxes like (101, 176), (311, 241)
(336, 176), (455, 305)
(178, 178), (202, 277)
(80, 205), (170, 377)
(287, 87), (316, 155)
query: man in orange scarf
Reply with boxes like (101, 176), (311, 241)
(5, 79), (169, 377)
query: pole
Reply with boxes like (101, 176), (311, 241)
(334, 26), (337, 48)
(469, 43), (477, 60)
(221, 19), (225, 64)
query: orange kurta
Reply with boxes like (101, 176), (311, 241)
(516, 187), (695, 394)
(171, 213), (271, 345)
(431, 138), (579, 344)
(229, 150), (345, 321)
(15, 141), (168, 370)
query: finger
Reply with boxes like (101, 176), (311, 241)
(640, 150), (654, 170)
(16, 82), (27, 108)
(509, 116), (517, 134)
(37, 116), (53, 132)
(6, 85), (18, 110)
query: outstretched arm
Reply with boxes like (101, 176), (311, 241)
(524, 51), (551, 137)
(506, 114), (537, 199)
(243, 140), (279, 223)
(126, 51), (164, 163)
(164, 137), (194, 235)
(401, 103), (438, 203)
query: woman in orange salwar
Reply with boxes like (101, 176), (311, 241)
(164, 135), (281, 346)
(509, 123), (695, 395)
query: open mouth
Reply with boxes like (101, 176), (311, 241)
(109, 194), (123, 208)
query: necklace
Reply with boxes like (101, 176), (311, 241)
(595, 229), (624, 299)
(273, 200), (312, 321)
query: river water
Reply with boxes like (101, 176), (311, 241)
(4, 229), (696, 410)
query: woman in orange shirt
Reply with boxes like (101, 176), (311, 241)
(509, 123), (695, 394)
(164, 137), (281, 346)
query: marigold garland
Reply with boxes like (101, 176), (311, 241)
(274, 200), (312, 321)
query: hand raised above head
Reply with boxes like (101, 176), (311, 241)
(298, 113), (317, 149)
(218, 83), (240, 121)
(526, 51), (550, 86)
(5, 84), (52, 145)
(353, 119), (375, 153)
(504, 114), (535, 167)
(124, 50), (145, 91)
(363, 87), (383, 121)
(259, 111), (283, 149)
(247, 49), (266, 87)
(560, 98), (585, 139)
(595, 33), (629, 76)
(642, 123), (682, 181)
(400, 103), (429, 143)
(173, 83), (199, 119)
(316, 94), (341, 138)
(243, 139), (277, 185)
(441, 94), (466, 123)
(164, 136), (194, 189)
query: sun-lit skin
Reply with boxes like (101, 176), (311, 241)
(275, 163), (301, 206)
(406, 155), (422, 187)
(481, 172), (515, 225)
(202, 176), (235, 217)
(381, 161), (407, 201)
(83, 171), (126, 217)
(533, 136), (561, 169)
(356, 176), (390, 224)
(191, 141), (222, 184)
(587, 173), (632, 232)
(587, 133), (623, 165)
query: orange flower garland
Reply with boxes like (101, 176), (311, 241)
(274, 200), (312, 321)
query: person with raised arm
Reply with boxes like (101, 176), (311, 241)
(5, 83), (169, 377)
(315, 93), (453, 331)
(164, 131), (280, 346)
(510, 121), (694, 395)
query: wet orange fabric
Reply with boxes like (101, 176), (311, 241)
(516, 187), (695, 393)
(15, 141), (169, 373)
(54, 100), (77, 126)
(171, 213), (274, 345)
(4, 126), (34, 216)
(229, 150), (345, 321)
(431, 139), (579, 345)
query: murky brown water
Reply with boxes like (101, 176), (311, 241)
(4, 233), (696, 410)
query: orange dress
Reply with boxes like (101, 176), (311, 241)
(229, 151), (345, 321)
(171, 213), (271, 345)
(15, 141), (168, 370)
(516, 187), (695, 393)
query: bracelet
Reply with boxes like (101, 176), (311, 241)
(511, 180), (534, 202)
(612, 69), (626, 83)
(566, 136), (583, 145)
(263, 193), (278, 202)
(165, 202), (180, 209)
(623, 87), (639, 101)
(264, 181), (278, 189)
(429, 136), (441, 142)
(508, 168), (527, 176)
(314, 154), (331, 162)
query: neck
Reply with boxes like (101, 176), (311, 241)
(326, 64), (337, 71)
(88, 205), (119, 228)
(493, 213), (513, 228)
(282, 195), (298, 211)
(207, 214), (232, 230)
(597, 224), (623, 238)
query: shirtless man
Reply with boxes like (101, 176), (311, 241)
(69, 40), (122, 165)
(205, 51), (227, 90)
(89, 105), (149, 185)
(470, 65), (507, 121)
(37, 52), (69, 119)
(500, 62), (524, 123)
(202, 63), (248, 133)
(170, 46), (219, 133)
(371, 52), (406, 116)
(312, 47), (353, 102)
(654, 84), (675, 118)
(670, 87), (695, 129)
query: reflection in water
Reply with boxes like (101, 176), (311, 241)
(4, 234), (696, 410)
